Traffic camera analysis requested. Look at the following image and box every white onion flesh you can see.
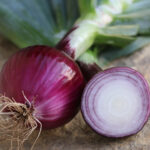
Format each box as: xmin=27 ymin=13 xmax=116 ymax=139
xmin=81 ymin=67 xmax=150 ymax=137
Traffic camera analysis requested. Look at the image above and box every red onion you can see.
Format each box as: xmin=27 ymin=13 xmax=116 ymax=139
xmin=81 ymin=67 xmax=150 ymax=138
xmin=0 ymin=45 xmax=84 ymax=129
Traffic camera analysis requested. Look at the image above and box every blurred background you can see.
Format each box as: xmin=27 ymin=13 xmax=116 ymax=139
xmin=1 ymin=0 xmax=150 ymax=149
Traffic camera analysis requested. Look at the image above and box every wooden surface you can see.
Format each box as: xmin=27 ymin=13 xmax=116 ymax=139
xmin=0 ymin=36 xmax=150 ymax=150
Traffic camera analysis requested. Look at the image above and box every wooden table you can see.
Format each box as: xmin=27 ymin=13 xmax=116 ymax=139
xmin=0 ymin=36 xmax=150 ymax=150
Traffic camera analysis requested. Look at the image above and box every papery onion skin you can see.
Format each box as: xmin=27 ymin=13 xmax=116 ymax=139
xmin=81 ymin=67 xmax=150 ymax=138
xmin=0 ymin=45 xmax=85 ymax=129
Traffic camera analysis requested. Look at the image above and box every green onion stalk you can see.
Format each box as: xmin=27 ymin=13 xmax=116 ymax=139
xmin=57 ymin=0 xmax=150 ymax=78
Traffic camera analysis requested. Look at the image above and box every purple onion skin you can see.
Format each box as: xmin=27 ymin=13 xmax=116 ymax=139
xmin=56 ymin=26 xmax=77 ymax=59
xmin=0 ymin=46 xmax=85 ymax=129
xmin=81 ymin=67 xmax=150 ymax=138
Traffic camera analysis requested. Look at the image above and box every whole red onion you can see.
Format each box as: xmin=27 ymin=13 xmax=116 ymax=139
xmin=0 ymin=45 xmax=84 ymax=129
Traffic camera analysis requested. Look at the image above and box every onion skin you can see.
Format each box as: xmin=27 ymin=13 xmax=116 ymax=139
xmin=0 ymin=45 xmax=85 ymax=129
xmin=57 ymin=26 xmax=77 ymax=59
xmin=81 ymin=67 xmax=150 ymax=138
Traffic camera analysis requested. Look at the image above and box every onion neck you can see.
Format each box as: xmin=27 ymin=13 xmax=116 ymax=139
xmin=56 ymin=0 xmax=136 ymax=60
xmin=77 ymin=49 xmax=102 ymax=81
xmin=57 ymin=0 xmax=135 ymax=80
xmin=56 ymin=12 xmax=112 ymax=59
xmin=56 ymin=13 xmax=108 ymax=80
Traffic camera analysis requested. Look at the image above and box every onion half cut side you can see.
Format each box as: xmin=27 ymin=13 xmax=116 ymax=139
xmin=81 ymin=67 xmax=150 ymax=138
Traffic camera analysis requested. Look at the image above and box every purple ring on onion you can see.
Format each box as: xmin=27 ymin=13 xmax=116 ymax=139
xmin=81 ymin=67 xmax=150 ymax=138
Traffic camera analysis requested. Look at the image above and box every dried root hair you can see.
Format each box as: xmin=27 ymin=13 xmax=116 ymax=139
xmin=0 ymin=92 xmax=42 ymax=150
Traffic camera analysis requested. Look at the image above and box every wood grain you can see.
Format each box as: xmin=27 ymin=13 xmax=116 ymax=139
xmin=0 ymin=36 xmax=150 ymax=150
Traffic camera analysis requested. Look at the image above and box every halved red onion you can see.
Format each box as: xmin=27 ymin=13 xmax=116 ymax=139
xmin=81 ymin=67 xmax=150 ymax=138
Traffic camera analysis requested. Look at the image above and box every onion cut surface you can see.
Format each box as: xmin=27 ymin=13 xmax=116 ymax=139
xmin=81 ymin=67 xmax=150 ymax=138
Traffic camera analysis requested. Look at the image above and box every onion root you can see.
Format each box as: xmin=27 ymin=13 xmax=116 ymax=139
xmin=0 ymin=92 xmax=42 ymax=150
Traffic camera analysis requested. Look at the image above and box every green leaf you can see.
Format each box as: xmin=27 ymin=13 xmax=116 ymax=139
xmin=49 ymin=0 xmax=80 ymax=31
xmin=95 ymin=33 xmax=135 ymax=47
xmin=125 ymin=0 xmax=150 ymax=13
xmin=0 ymin=0 xmax=79 ymax=48
xmin=78 ymin=0 xmax=96 ymax=17
xmin=78 ymin=48 xmax=100 ymax=65
xmin=95 ymin=25 xmax=138 ymax=47
xmin=99 ymin=25 xmax=139 ymax=36
xmin=100 ymin=37 xmax=150 ymax=62
xmin=112 ymin=1 xmax=150 ymax=35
